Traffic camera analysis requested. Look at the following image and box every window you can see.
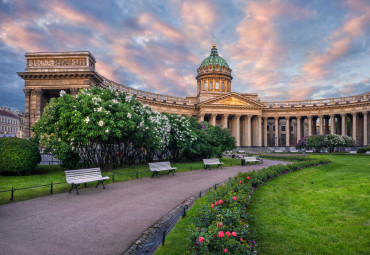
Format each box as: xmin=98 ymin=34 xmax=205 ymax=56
xmin=221 ymin=82 xmax=225 ymax=91
xmin=215 ymin=82 xmax=219 ymax=89
xmin=209 ymin=82 xmax=213 ymax=90
xmin=290 ymin=126 xmax=293 ymax=132
xmin=203 ymin=82 xmax=207 ymax=90
xmin=281 ymin=126 xmax=285 ymax=131
xmin=267 ymin=125 xmax=269 ymax=131
xmin=273 ymin=126 xmax=275 ymax=131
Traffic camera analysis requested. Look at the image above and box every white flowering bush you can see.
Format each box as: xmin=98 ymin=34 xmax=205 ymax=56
xmin=32 ymin=87 xmax=235 ymax=168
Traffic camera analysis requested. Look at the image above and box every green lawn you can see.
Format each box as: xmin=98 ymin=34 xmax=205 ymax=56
xmin=248 ymin=155 xmax=370 ymax=255
xmin=0 ymin=157 xmax=240 ymax=204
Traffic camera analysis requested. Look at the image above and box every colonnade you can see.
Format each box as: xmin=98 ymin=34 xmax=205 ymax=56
xmin=198 ymin=111 xmax=369 ymax=147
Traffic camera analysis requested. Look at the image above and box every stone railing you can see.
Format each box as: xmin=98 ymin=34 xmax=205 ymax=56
xmin=98 ymin=73 xmax=369 ymax=108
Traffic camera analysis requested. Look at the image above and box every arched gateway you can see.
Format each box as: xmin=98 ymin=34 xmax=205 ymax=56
xmin=18 ymin=46 xmax=370 ymax=147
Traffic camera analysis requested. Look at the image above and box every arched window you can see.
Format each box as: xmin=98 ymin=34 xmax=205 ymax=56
xmin=203 ymin=82 xmax=207 ymax=90
xmin=209 ymin=82 xmax=213 ymax=90
xmin=221 ymin=82 xmax=225 ymax=91
xmin=215 ymin=82 xmax=219 ymax=90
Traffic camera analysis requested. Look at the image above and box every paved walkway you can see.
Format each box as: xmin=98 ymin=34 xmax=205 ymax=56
xmin=0 ymin=160 xmax=287 ymax=255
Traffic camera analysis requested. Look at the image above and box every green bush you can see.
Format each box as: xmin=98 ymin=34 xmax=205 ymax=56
xmin=357 ymin=146 xmax=370 ymax=153
xmin=0 ymin=137 xmax=41 ymax=175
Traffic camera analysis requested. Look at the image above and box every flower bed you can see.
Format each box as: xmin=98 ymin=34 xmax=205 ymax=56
xmin=185 ymin=157 xmax=331 ymax=254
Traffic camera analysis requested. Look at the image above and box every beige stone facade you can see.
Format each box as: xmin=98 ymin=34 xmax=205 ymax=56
xmin=18 ymin=50 xmax=370 ymax=146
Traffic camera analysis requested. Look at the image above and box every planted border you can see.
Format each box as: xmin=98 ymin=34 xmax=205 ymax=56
xmin=156 ymin=157 xmax=331 ymax=254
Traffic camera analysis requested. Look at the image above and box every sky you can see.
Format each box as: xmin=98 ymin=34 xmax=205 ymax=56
xmin=0 ymin=0 xmax=369 ymax=111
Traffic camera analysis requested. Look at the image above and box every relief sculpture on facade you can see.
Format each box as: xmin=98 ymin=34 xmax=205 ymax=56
xmin=28 ymin=58 xmax=86 ymax=67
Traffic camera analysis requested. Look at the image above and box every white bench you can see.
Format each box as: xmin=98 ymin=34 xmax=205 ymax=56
xmin=149 ymin=161 xmax=176 ymax=178
xmin=274 ymin=149 xmax=285 ymax=153
xmin=365 ymin=151 xmax=370 ymax=154
xmin=203 ymin=158 xmax=224 ymax=169
xmin=289 ymin=149 xmax=299 ymax=153
xmin=237 ymin=150 xmax=245 ymax=154
xmin=244 ymin=156 xmax=263 ymax=164
xmin=65 ymin=168 xmax=109 ymax=195
xmin=349 ymin=151 xmax=357 ymax=154
xmin=306 ymin=150 xmax=314 ymax=153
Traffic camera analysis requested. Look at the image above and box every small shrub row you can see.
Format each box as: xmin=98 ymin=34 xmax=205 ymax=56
xmin=357 ymin=146 xmax=370 ymax=153
xmin=186 ymin=157 xmax=331 ymax=254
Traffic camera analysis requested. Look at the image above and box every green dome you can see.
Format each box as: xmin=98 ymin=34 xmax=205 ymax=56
xmin=199 ymin=44 xmax=229 ymax=69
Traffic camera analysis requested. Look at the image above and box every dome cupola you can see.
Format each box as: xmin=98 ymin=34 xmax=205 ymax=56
xmin=196 ymin=44 xmax=232 ymax=95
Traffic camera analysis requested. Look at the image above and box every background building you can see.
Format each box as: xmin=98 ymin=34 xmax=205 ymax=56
xmin=18 ymin=47 xmax=370 ymax=146
xmin=0 ymin=107 xmax=24 ymax=138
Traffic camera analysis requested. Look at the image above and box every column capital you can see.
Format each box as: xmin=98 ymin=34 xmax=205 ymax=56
xmin=234 ymin=114 xmax=241 ymax=118
xmin=351 ymin=112 xmax=357 ymax=116
xmin=23 ymin=88 xmax=31 ymax=95
xmin=340 ymin=113 xmax=346 ymax=117
xmin=35 ymin=89 xmax=43 ymax=96
xmin=362 ymin=111 xmax=368 ymax=115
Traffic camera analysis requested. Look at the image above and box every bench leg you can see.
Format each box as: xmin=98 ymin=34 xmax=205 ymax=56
xmin=69 ymin=184 xmax=80 ymax=195
xmin=95 ymin=180 xmax=106 ymax=189
xmin=152 ymin=171 xmax=160 ymax=178
xmin=168 ymin=170 xmax=175 ymax=175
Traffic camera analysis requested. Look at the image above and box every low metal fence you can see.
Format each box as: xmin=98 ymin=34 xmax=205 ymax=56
xmin=39 ymin=154 xmax=62 ymax=165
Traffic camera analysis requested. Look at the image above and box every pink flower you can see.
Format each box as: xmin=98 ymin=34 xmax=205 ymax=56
xmin=218 ymin=231 xmax=224 ymax=238
xmin=247 ymin=176 xmax=250 ymax=180
xmin=217 ymin=222 xmax=223 ymax=227
xmin=219 ymin=199 xmax=223 ymax=204
xmin=233 ymin=196 xmax=237 ymax=200
xmin=232 ymin=232 xmax=237 ymax=236
xmin=226 ymin=231 xmax=231 ymax=236
xmin=199 ymin=237 xmax=204 ymax=243
xmin=240 ymin=238 xmax=243 ymax=242
xmin=211 ymin=204 xmax=214 ymax=208
xmin=224 ymin=248 xmax=228 ymax=252
xmin=239 ymin=180 xmax=241 ymax=184
xmin=215 ymin=202 xmax=218 ymax=205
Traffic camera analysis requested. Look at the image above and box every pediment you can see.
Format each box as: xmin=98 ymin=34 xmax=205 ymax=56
xmin=200 ymin=92 xmax=265 ymax=108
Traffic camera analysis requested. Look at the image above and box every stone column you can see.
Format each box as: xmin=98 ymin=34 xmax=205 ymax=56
xmin=297 ymin=116 xmax=302 ymax=143
xmin=274 ymin=117 xmax=279 ymax=146
xmin=234 ymin=115 xmax=241 ymax=146
xmin=23 ymin=89 xmax=31 ymax=139
xmin=263 ymin=117 xmax=268 ymax=147
xmin=341 ymin=114 xmax=346 ymax=136
xmin=352 ymin=113 xmax=357 ymax=143
xmin=286 ymin=117 xmax=290 ymax=147
xmin=308 ymin=116 xmax=312 ymax=136
xmin=319 ymin=115 xmax=324 ymax=135
xmin=35 ymin=89 xmax=43 ymax=123
xmin=198 ymin=114 xmax=204 ymax=123
xmin=330 ymin=115 xmax=335 ymax=134
xmin=222 ymin=114 xmax=228 ymax=129
xmin=247 ymin=115 xmax=252 ymax=146
xmin=210 ymin=114 xmax=217 ymax=126
xmin=363 ymin=112 xmax=368 ymax=146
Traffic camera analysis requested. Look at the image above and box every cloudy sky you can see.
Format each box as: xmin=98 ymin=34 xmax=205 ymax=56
xmin=1 ymin=0 xmax=369 ymax=111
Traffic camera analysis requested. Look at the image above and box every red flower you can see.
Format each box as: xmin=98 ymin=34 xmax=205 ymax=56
xmin=232 ymin=231 xmax=237 ymax=236
xmin=224 ymin=248 xmax=228 ymax=252
xmin=219 ymin=199 xmax=223 ymax=204
xmin=211 ymin=204 xmax=214 ymax=208
xmin=226 ymin=231 xmax=231 ymax=236
xmin=215 ymin=202 xmax=218 ymax=205
xmin=218 ymin=231 xmax=224 ymax=238
xmin=247 ymin=176 xmax=250 ymax=180
xmin=217 ymin=222 xmax=223 ymax=227
xmin=239 ymin=180 xmax=242 ymax=184
xmin=240 ymin=238 xmax=243 ymax=242
xmin=199 ymin=237 xmax=204 ymax=243
xmin=233 ymin=196 xmax=237 ymax=200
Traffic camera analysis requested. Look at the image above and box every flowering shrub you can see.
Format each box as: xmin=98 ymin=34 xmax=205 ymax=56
xmin=32 ymin=87 xmax=235 ymax=168
xmin=296 ymin=134 xmax=354 ymax=152
xmin=186 ymin=157 xmax=331 ymax=254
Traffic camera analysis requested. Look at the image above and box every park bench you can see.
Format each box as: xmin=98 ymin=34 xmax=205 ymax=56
xmin=65 ymin=168 xmax=109 ymax=195
xmin=274 ymin=149 xmax=284 ymax=153
xmin=305 ymin=150 xmax=314 ymax=153
xmin=237 ymin=150 xmax=245 ymax=154
xmin=149 ymin=161 xmax=176 ymax=178
xmin=289 ymin=148 xmax=299 ymax=153
xmin=349 ymin=151 xmax=357 ymax=154
xmin=244 ymin=156 xmax=263 ymax=164
xmin=365 ymin=151 xmax=370 ymax=154
xmin=203 ymin=158 xmax=224 ymax=169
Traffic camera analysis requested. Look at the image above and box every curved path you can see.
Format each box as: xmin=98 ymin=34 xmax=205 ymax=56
xmin=0 ymin=159 xmax=287 ymax=255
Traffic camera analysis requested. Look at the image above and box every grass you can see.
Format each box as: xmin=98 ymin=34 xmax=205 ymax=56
xmin=248 ymin=155 xmax=370 ymax=255
xmin=0 ymin=157 xmax=241 ymax=205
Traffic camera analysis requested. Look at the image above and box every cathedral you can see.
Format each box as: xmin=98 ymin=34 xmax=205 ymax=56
xmin=18 ymin=45 xmax=370 ymax=147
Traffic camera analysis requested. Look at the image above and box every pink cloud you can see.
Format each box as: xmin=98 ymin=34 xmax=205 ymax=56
xmin=302 ymin=0 xmax=370 ymax=78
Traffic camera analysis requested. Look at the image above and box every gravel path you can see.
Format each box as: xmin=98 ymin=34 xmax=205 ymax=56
xmin=0 ymin=159 xmax=288 ymax=255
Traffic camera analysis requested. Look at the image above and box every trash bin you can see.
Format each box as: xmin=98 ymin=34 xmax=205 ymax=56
xmin=241 ymin=159 xmax=245 ymax=166
xmin=232 ymin=154 xmax=235 ymax=158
